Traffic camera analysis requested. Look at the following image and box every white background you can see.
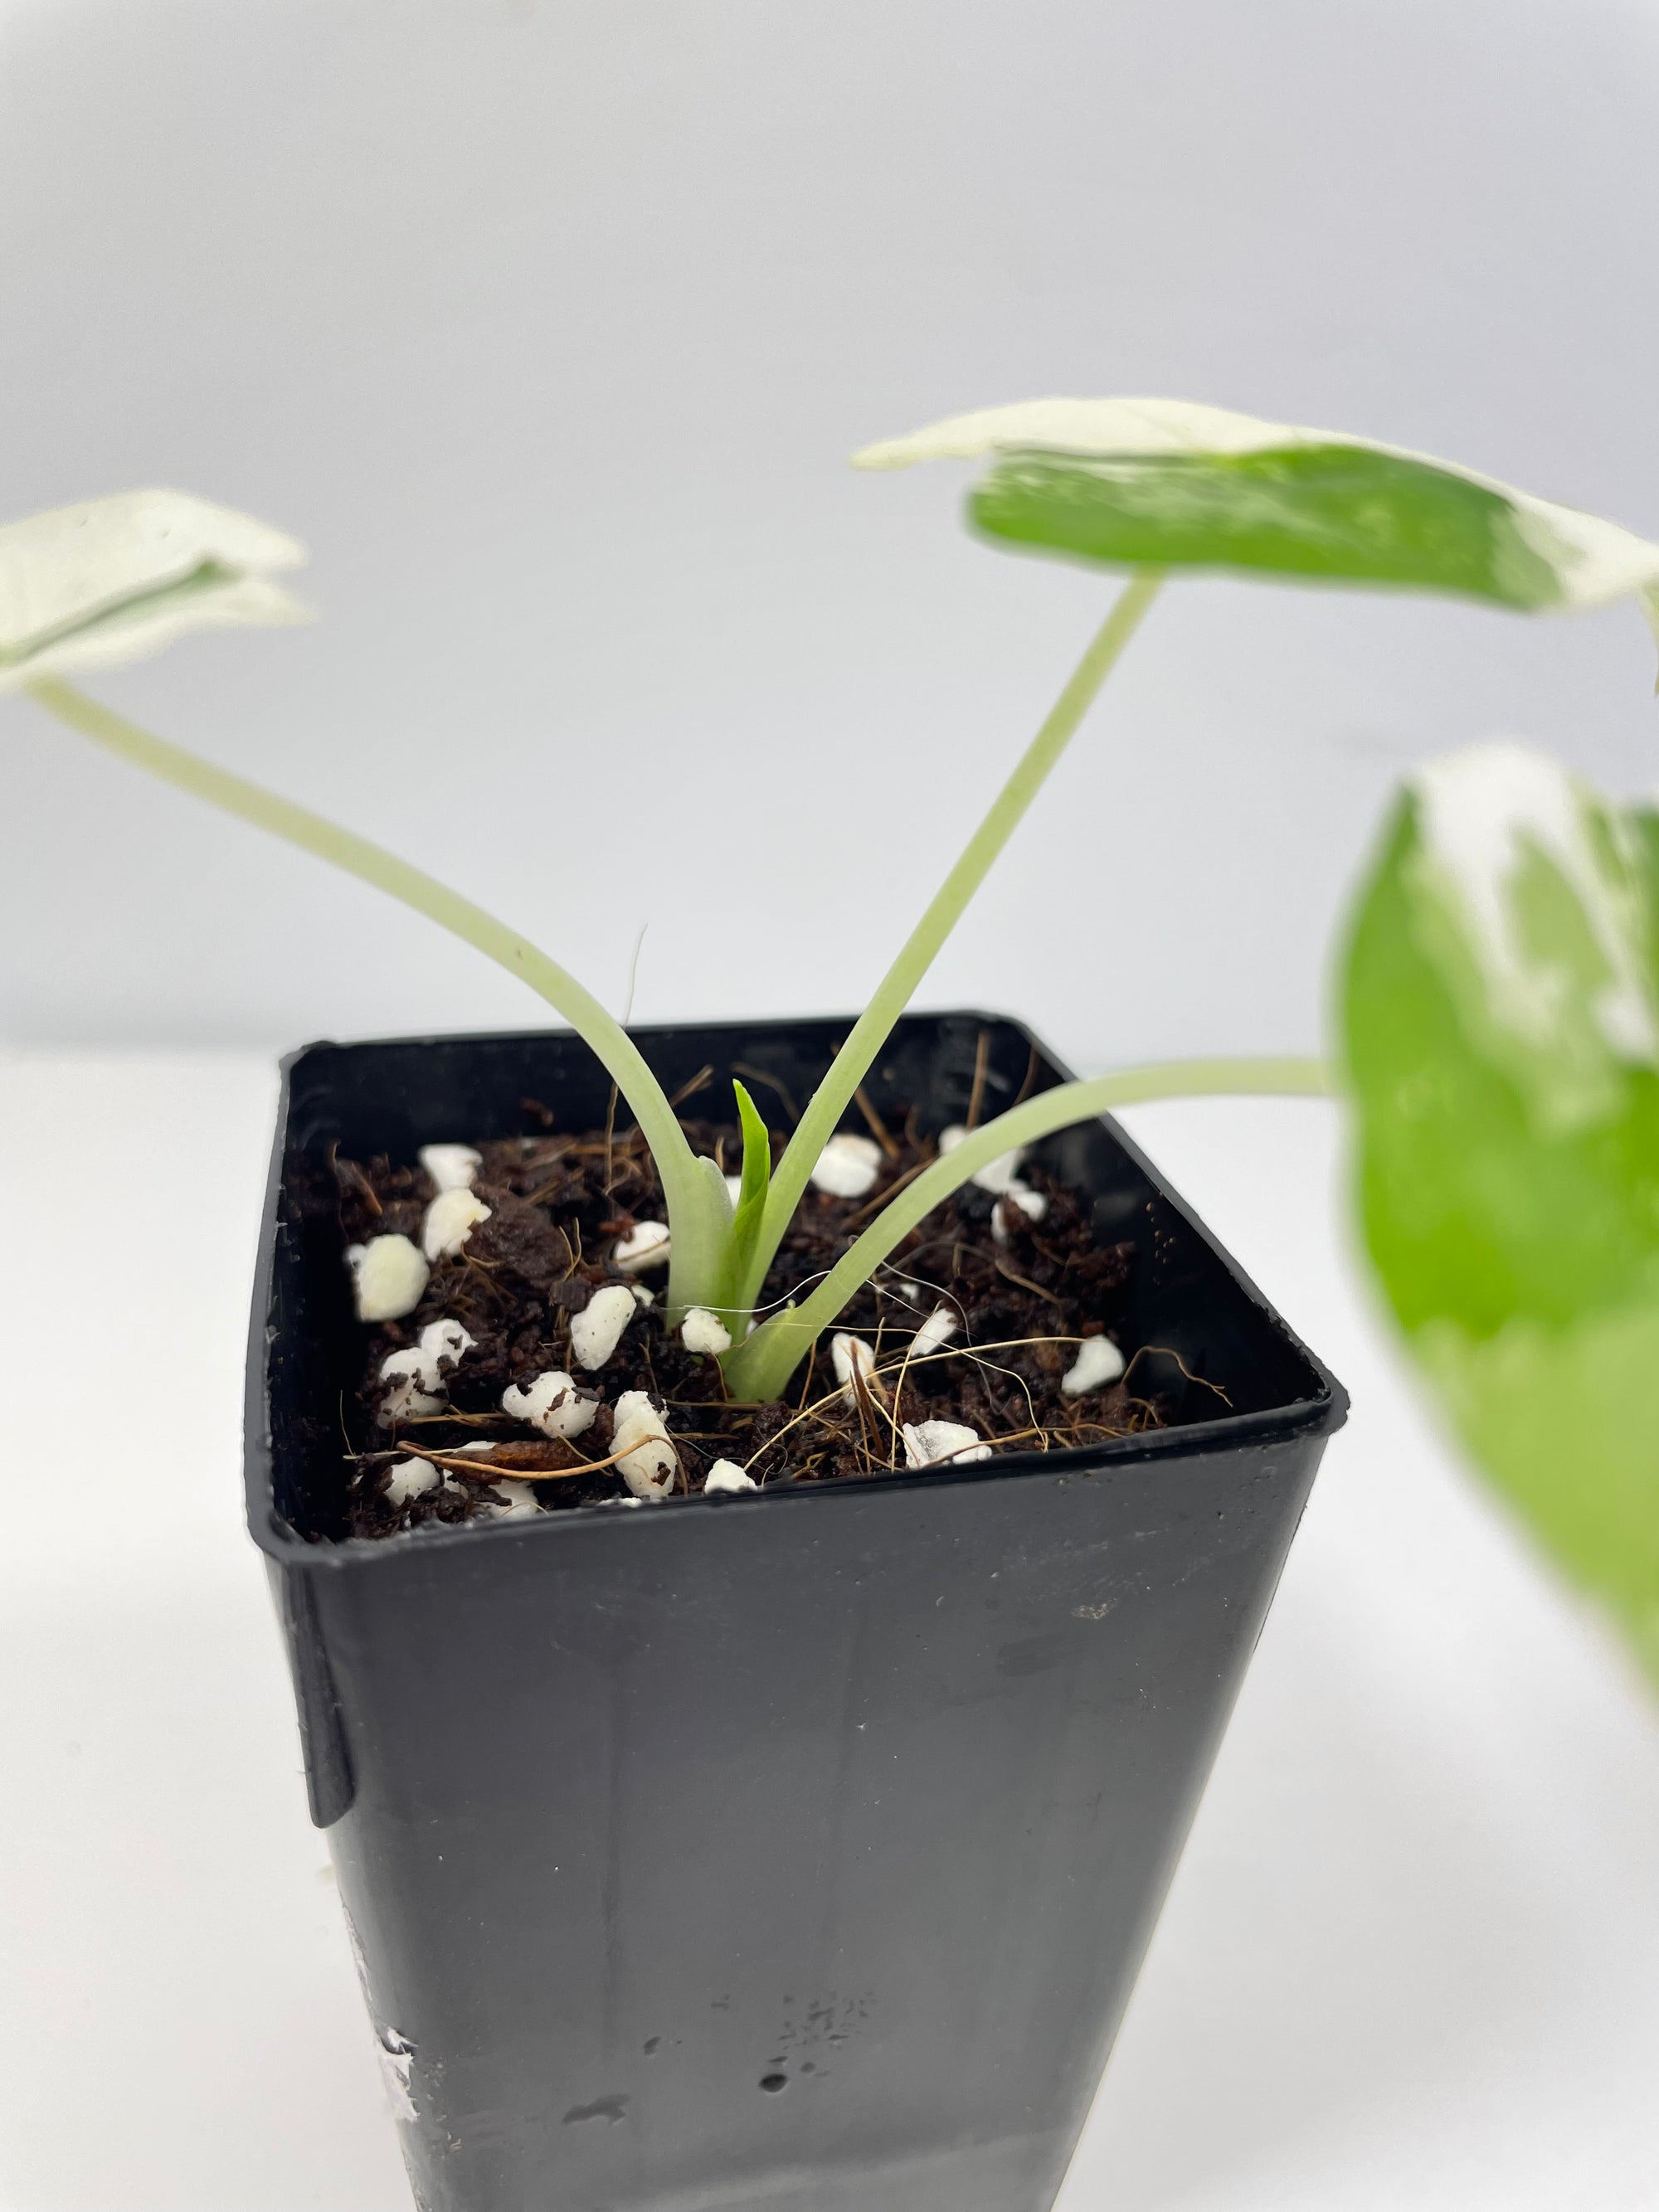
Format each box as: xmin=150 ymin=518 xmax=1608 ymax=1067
xmin=2 ymin=0 xmax=1659 ymax=1061
xmin=2 ymin=6 xmax=1658 ymax=2208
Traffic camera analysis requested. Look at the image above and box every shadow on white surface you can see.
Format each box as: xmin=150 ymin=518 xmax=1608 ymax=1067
xmin=1 ymin=1066 xmax=1655 ymax=2210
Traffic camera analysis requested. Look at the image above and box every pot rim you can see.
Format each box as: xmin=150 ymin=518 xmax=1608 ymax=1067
xmin=246 ymin=1010 xmax=1348 ymax=1569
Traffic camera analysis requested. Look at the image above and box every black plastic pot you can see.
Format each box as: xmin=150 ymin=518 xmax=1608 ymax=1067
xmin=248 ymin=1012 xmax=1345 ymax=2212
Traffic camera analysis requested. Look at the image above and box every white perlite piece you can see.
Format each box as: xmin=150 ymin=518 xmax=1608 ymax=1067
xmin=680 ymin=1307 xmax=733 ymax=1356
xmin=632 ymin=1285 xmax=655 ymax=1307
xmin=383 ymin=1459 xmax=440 ymax=1507
xmin=380 ymin=1371 xmax=435 ymax=1431
xmin=418 ymin=1144 xmax=482 ymax=1192
xmin=484 ymin=1476 xmax=542 ymax=1519
xmin=610 ymin=1390 xmax=678 ymax=1500
xmin=569 ymin=1285 xmax=637 ymax=1369
xmin=347 ymin=1234 xmax=430 ymax=1322
xmin=911 ymin=1305 xmax=959 ymax=1359
xmin=1062 ymin=1336 xmax=1126 ymax=1396
xmin=990 ymin=1188 xmax=1048 ymax=1245
xmin=810 ymin=1132 xmax=883 ymax=1198
xmin=831 ymin=1332 xmax=878 ymax=1405
xmin=377 ymin=1317 xmax=476 ymax=1425
xmin=421 ymin=1316 xmax=474 ymax=1371
xmin=611 ymin=1220 xmax=671 ymax=1272
xmin=902 ymin=1419 xmax=991 ymax=1469
xmin=500 ymin=1370 xmax=598 ymax=1440
xmin=941 ymin=1125 xmax=1048 ymax=1228
xmin=376 ymin=2028 xmax=419 ymax=2123
xmin=704 ymin=1459 xmax=758 ymax=1494
xmin=422 ymin=1187 xmax=492 ymax=1262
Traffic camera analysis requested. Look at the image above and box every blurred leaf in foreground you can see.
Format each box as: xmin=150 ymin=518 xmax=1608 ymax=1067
xmin=1341 ymin=741 xmax=1659 ymax=1681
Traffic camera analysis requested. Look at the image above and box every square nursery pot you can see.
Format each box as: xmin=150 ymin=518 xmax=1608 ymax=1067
xmin=248 ymin=1012 xmax=1346 ymax=2212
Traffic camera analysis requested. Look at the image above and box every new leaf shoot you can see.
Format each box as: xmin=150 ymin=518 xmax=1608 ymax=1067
xmin=718 ymin=1079 xmax=773 ymax=1327
xmin=722 ymin=1057 xmax=1331 ymax=1403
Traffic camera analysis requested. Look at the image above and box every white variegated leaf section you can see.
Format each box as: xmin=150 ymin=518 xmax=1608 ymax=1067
xmin=853 ymin=397 xmax=1659 ymax=613
xmin=1409 ymin=741 xmax=1657 ymax=1126
xmin=0 ymin=489 xmax=309 ymax=690
xmin=853 ymin=397 xmax=1301 ymax=467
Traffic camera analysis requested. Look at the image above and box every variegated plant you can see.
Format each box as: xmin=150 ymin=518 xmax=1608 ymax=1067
xmin=8 ymin=400 xmax=1658 ymax=1650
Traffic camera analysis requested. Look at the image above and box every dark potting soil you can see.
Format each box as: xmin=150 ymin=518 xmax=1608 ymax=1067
xmin=333 ymin=1100 xmax=1222 ymax=1538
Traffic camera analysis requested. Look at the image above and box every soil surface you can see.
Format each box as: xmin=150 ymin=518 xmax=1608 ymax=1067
xmin=333 ymin=1097 xmax=1199 ymax=1537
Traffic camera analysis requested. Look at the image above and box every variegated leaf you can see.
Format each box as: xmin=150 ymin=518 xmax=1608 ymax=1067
xmin=0 ymin=489 xmax=309 ymax=690
xmin=856 ymin=397 xmax=1659 ymax=617
xmin=1340 ymin=742 xmax=1659 ymax=1681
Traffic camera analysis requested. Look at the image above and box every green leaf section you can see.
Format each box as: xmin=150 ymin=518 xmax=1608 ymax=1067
xmin=1340 ymin=754 xmax=1659 ymax=1682
xmin=1413 ymin=1307 xmax=1659 ymax=1682
xmin=718 ymin=1078 xmax=773 ymax=1325
xmin=972 ymin=445 xmax=1564 ymax=608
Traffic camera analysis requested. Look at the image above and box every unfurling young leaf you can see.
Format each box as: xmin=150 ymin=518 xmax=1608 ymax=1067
xmin=718 ymin=1079 xmax=774 ymax=1325
xmin=1340 ymin=743 xmax=1659 ymax=1682
xmin=857 ymin=397 xmax=1659 ymax=620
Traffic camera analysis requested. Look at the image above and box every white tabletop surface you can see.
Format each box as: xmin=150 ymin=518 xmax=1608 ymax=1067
xmin=2 ymin=1050 xmax=1656 ymax=2212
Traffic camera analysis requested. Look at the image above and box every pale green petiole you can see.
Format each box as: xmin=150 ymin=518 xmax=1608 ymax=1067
xmin=719 ymin=1055 xmax=1331 ymax=1403
xmin=24 ymin=674 xmax=731 ymax=1317
xmin=27 ymin=564 xmax=1165 ymax=1344
xmin=739 ymin=570 xmax=1164 ymax=1317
